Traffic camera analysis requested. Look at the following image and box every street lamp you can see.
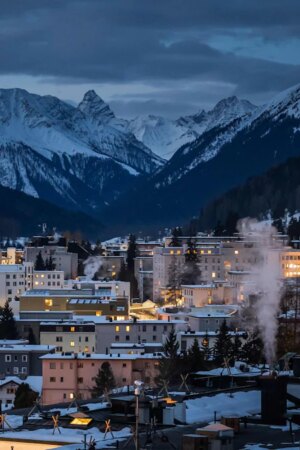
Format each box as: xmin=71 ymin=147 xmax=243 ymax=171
xmin=134 ymin=380 xmax=144 ymax=450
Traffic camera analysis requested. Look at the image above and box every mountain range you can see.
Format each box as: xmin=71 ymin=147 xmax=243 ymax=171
xmin=0 ymin=84 xmax=299 ymax=236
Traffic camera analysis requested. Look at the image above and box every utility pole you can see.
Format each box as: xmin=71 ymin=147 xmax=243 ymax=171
xmin=134 ymin=380 xmax=144 ymax=450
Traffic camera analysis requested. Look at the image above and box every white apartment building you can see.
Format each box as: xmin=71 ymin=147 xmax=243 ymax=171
xmin=0 ymin=263 xmax=33 ymax=313
xmin=32 ymin=271 xmax=64 ymax=289
xmin=153 ymin=247 xmax=185 ymax=301
xmin=40 ymin=320 xmax=96 ymax=353
xmin=182 ymin=282 xmax=233 ymax=307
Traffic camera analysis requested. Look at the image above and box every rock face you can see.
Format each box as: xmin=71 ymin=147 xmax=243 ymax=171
xmin=103 ymin=84 xmax=300 ymax=232
xmin=0 ymin=88 xmax=163 ymax=212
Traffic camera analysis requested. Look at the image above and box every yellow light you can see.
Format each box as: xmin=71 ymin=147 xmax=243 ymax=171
xmin=70 ymin=341 xmax=75 ymax=347
xmin=234 ymin=250 xmax=239 ymax=255
xmin=70 ymin=417 xmax=93 ymax=426
xmin=115 ymin=325 xmax=120 ymax=332
xmin=126 ymin=325 xmax=130 ymax=332
xmin=70 ymin=326 xmax=75 ymax=332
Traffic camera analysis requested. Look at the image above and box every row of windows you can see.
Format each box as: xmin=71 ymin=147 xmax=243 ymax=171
xmin=4 ymin=354 xmax=28 ymax=362
xmin=115 ymin=335 xmax=157 ymax=342
xmin=6 ymin=274 xmax=23 ymax=279
xmin=4 ymin=366 xmax=27 ymax=374
xmin=282 ymin=255 xmax=300 ymax=260
xmin=56 ymin=336 xmax=89 ymax=342
xmin=115 ymin=325 xmax=166 ymax=332
xmin=35 ymin=274 xmax=61 ymax=279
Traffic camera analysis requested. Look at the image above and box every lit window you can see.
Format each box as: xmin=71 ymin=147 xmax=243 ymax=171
xmin=115 ymin=325 xmax=120 ymax=332
xmin=126 ymin=325 xmax=130 ymax=332
xmin=177 ymin=250 xmax=181 ymax=255
xmin=112 ymin=272 xmax=116 ymax=277
xmin=41 ymin=274 xmax=44 ymax=278
xmin=208 ymin=250 xmax=211 ymax=254
xmin=70 ymin=393 xmax=74 ymax=399
xmin=34 ymin=281 xmax=39 ymax=286
xmin=170 ymin=250 xmax=174 ymax=255
xmin=96 ymin=311 xmax=102 ymax=316
xmin=70 ymin=326 xmax=75 ymax=332
xmin=212 ymin=272 xmax=216 ymax=278
xmin=234 ymin=250 xmax=239 ymax=255
xmin=70 ymin=341 xmax=75 ymax=347
xmin=45 ymin=299 xmax=53 ymax=307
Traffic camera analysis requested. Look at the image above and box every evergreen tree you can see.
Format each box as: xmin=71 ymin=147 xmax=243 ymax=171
xmin=34 ymin=251 xmax=46 ymax=270
xmin=169 ymin=227 xmax=183 ymax=247
xmin=92 ymin=362 xmax=116 ymax=397
xmin=27 ymin=327 xmax=36 ymax=345
xmin=158 ymin=328 xmax=181 ymax=385
xmin=213 ymin=320 xmax=233 ymax=365
xmin=187 ymin=338 xmax=205 ymax=372
xmin=14 ymin=383 xmax=38 ymax=409
xmin=167 ymin=255 xmax=182 ymax=304
xmin=0 ymin=300 xmax=18 ymax=339
xmin=127 ymin=234 xmax=137 ymax=272
xmin=231 ymin=333 xmax=243 ymax=361
xmin=182 ymin=239 xmax=201 ymax=284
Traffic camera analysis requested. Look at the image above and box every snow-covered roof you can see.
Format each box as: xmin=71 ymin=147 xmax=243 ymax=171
xmin=41 ymin=352 xmax=162 ymax=360
xmin=0 ymin=375 xmax=42 ymax=393
xmin=0 ymin=344 xmax=55 ymax=352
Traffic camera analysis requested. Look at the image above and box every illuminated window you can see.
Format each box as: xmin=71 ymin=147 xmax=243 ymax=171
xmin=41 ymin=274 xmax=45 ymax=278
xmin=200 ymin=250 xmax=204 ymax=254
xmin=70 ymin=393 xmax=74 ymax=399
xmin=170 ymin=250 xmax=174 ymax=255
xmin=177 ymin=250 xmax=181 ymax=255
xmin=212 ymin=272 xmax=216 ymax=278
xmin=208 ymin=250 xmax=212 ymax=254
xmin=96 ymin=311 xmax=102 ymax=317
xmin=115 ymin=325 xmax=120 ymax=332
xmin=70 ymin=326 xmax=75 ymax=332
xmin=45 ymin=299 xmax=53 ymax=307
xmin=35 ymin=281 xmax=39 ymax=286
xmin=70 ymin=341 xmax=75 ymax=347
xmin=112 ymin=272 xmax=116 ymax=277
xmin=126 ymin=325 xmax=130 ymax=332
xmin=234 ymin=250 xmax=239 ymax=255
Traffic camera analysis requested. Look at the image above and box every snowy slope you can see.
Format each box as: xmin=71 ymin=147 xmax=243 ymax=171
xmin=128 ymin=96 xmax=257 ymax=159
xmin=0 ymin=88 xmax=163 ymax=211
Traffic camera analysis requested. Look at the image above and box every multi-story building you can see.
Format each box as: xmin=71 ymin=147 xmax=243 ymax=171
xmin=40 ymin=320 xmax=96 ymax=353
xmin=0 ymin=263 xmax=33 ymax=313
xmin=93 ymin=318 xmax=186 ymax=353
xmin=41 ymin=352 xmax=161 ymax=404
xmin=0 ymin=344 xmax=55 ymax=376
xmin=24 ymin=245 xmax=78 ymax=278
xmin=153 ymin=247 xmax=185 ymax=301
xmin=32 ymin=270 xmax=64 ymax=289
xmin=181 ymin=282 xmax=233 ymax=307
xmin=19 ymin=289 xmax=129 ymax=319
xmin=134 ymin=256 xmax=153 ymax=300
xmin=0 ymin=247 xmax=23 ymax=265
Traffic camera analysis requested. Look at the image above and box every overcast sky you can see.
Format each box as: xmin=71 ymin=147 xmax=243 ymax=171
xmin=1 ymin=0 xmax=300 ymax=118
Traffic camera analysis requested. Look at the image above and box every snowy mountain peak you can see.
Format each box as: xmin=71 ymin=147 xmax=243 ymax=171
xmin=261 ymin=83 xmax=300 ymax=120
xmin=78 ymin=90 xmax=115 ymax=122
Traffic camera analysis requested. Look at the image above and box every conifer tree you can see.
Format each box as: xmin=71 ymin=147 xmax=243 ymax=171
xmin=92 ymin=362 xmax=116 ymax=397
xmin=158 ymin=328 xmax=181 ymax=385
xmin=27 ymin=327 xmax=36 ymax=345
xmin=241 ymin=330 xmax=264 ymax=364
xmin=213 ymin=320 xmax=233 ymax=365
xmin=182 ymin=239 xmax=201 ymax=284
xmin=0 ymin=300 xmax=18 ymax=339
xmin=34 ymin=251 xmax=46 ymax=270
xmin=187 ymin=338 xmax=205 ymax=372
xmin=169 ymin=227 xmax=183 ymax=247
xmin=14 ymin=383 xmax=38 ymax=409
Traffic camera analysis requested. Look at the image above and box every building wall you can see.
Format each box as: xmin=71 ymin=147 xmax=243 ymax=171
xmin=40 ymin=324 xmax=96 ymax=353
xmin=42 ymin=355 xmax=160 ymax=404
xmin=153 ymin=247 xmax=185 ymax=301
xmin=24 ymin=246 xmax=78 ymax=279
xmin=32 ymin=271 xmax=64 ymax=289
xmin=0 ymin=381 xmax=19 ymax=408
xmin=95 ymin=320 xmax=186 ymax=353
xmin=0 ymin=263 xmax=33 ymax=313
xmin=0 ymin=347 xmax=54 ymax=376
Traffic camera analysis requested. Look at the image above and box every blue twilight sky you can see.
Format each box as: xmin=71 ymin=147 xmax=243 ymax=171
xmin=0 ymin=0 xmax=299 ymax=118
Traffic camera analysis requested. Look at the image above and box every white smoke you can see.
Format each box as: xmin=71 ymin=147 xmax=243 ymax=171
xmin=83 ymin=256 xmax=103 ymax=281
xmin=238 ymin=218 xmax=283 ymax=365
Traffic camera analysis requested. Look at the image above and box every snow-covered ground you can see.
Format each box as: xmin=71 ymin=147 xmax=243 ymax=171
xmin=2 ymin=426 xmax=131 ymax=445
xmin=186 ymin=390 xmax=261 ymax=424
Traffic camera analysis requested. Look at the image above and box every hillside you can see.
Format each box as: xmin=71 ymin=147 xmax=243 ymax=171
xmin=102 ymin=84 xmax=300 ymax=233
xmin=193 ymin=156 xmax=300 ymax=231
xmin=0 ymin=185 xmax=104 ymax=239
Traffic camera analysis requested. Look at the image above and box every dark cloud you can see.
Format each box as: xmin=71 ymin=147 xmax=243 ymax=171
xmin=0 ymin=0 xmax=299 ymax=116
